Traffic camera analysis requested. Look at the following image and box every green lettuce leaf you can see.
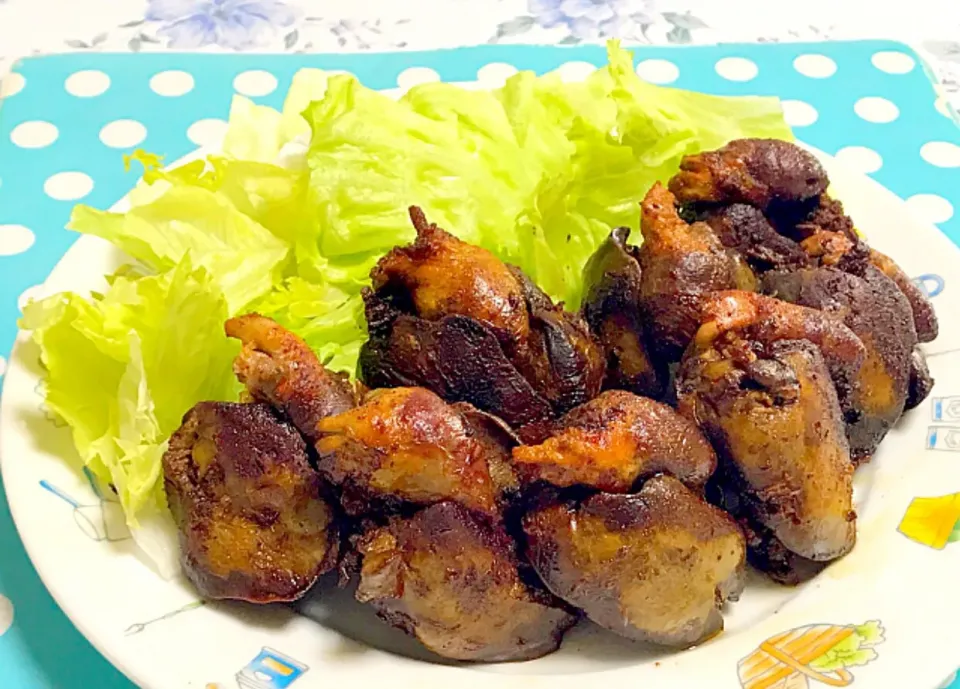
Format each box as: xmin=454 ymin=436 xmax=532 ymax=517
xmin=221 ymin=68 xmax=329 ymax=164
xmin=68 ymin=184 xmax=290 ymax=313
xmin=301 ymin=40 xmax=793 ymax=309
xmin=21 ymin=260 xmax=240 ymax=573
xmin=249 ymin=277 xmax=366 ymax=375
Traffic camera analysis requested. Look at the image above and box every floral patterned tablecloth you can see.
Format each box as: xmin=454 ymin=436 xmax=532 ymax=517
xmin=1 ymin=1 xmax=960 ymax=688
xmin=0 ymin=0 xmax=956 ymax=106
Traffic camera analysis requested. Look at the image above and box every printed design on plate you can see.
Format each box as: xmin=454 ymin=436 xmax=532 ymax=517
xmin=206 ymin=647 xmax=309 ymax=689
xmin=913 ymin=273 xmax=945 ymax=299
xmin=737 ymin=621 xmax=884 ymax=688
xmin=124 ymin=600 xmax=206 ymax=636
xmin=39 ymin=466 xmax=131 ymax=543
xmin=898 ymin=493 xmax=960 ymax=550
xmin=928 ymin=395 xmax=960 ymax=453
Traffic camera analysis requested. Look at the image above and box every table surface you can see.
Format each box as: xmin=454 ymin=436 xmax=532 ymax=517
xmin=1 ymin=2 xmax=960 ymax=688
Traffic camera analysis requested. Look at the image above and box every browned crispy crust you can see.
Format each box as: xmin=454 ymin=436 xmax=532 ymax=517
xmin=770 ymin=193 xmax=938 ymax=344
xmin=370 ymin=206 xmax=530 ymax=354
xmin=356 ymin=502 xmax=577 ymax=662
xmin=639 ymin=183 xmax=757 ymax=361
xmin=512 ymin=390 xmax=717 ymax=493
xmin=694 ymin=291 xmax=866 ymax=407
xmin=315 ymin=387 xmax=511 ymax=517
xmin=522 ymin=475 xmax=745 ymax=647
xmin=507 ymin=265 xmax=605 ymax=415
xmin=763 ymin=265 xmax=917 ymax=463
xmin=669 ymin=138 xmax=828 ymax=210
xmin=907 ymin=347 xmax=935 ymax=410
xmin=700 ymin=203 xmax=810 ymax=273
xmin=163 ymin=402 xmax=338 ymax=603
xmin=581 ymin=226 xmax=665 ymax=399
xmin=359 ymin=206 xmax=602 ymax=427
xmin=225 ymin=314 xmax=359 ymax=443
xmin=679 ymin=331 xmax=856 ymax=565
xmin=358 ymin=305 xmax=555 ymax=430
xmin=869 ymin=248 xmax=939 ymax=343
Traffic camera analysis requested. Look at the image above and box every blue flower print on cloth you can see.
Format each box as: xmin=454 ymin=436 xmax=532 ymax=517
xmin=145 ymin=0 xmax=298 ymax=50
xmin=529 ymin=0 xmax=652 ymax=35
xmin=527 ymin=0 xmax=659 ymax=41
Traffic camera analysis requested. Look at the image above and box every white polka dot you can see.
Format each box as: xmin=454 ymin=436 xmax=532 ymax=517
xmin=187 ymin=118 xmax=228 ymax=147
xmin=233 ymin=70 xmax=278 ymax=97
xmin=150 ymin=70 xmax=195 ymax=97
xmin=781 ymin=100 xmax=818 ymax=127
xmin=871 ymin=51 xmax=916 ymax=74
xmin=44 ymin=171 xmax=94 ymax=201
xmin=793 ymin=54 xmax=837 ymax=79
xmin=854 ymin=97 xmax=899 ymax=123
xmin=635 ymin=59 xmax=680 ymax=84
xmin=835 ymin=146 xmax=883 ymax=174
xmin=1 ymin=72 xmax=25 ymax=98
xmin=920 ymin=141 xmax=960 ymax=168
xmin=99 ymin=119 xmax=147 ymax=149
xmin=0 ymin=594 xmax=12 ymax=636
xmin=396 ymin=67 xmax=441 ymax=90
xmin=64 ymin=70 xmax=110 ymax=97
xmin=10 ymin=121 xmax=58 ymax=148
xmin=0 ymin=224 xmax=35 ymax=256
xmin=477 ymin=62 xmax=519 ymax=87
xmin=18 ymin=284 xmax=47 ymax=311
xmin=906 ymin=193 xmax=954 ymax=224
xmin=715 ymin=57 xmax=758 ymax=81
xmin=555 ymin=61 xmax=597 ymax=83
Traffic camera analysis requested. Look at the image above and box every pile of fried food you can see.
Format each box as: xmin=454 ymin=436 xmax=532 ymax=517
xmin=162 ymin=139 xmax=937 ymax=662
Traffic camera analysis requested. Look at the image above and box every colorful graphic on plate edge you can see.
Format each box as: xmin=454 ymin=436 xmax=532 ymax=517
xmin=124 ymin=600 xmax=206 ymax=636
xmin=204 ymin=647 xmax=309 ymax=689
xmin=899 ymin=493 xmax=960 ymax=549
xmin=737 ymin=621 xmax=884 ymax=688
xmin=38 ymin=466 xmax=131 ymax=543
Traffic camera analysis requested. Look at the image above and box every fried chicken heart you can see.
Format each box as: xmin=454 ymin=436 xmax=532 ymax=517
xmin=315 ymin=387 xmax=516 ymax=518
xmin=359 ymin=206 xmax=603 ymax=429
xmin=638 ymin=183 xmax=757 ymax=362
xmin=512 ymin=390 xmax=717 ymax=493
xmin=226 ymin=313 xmax=359 ymax=443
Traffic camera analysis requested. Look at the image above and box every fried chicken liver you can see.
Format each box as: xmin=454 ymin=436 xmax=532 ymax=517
xmin=677 ymin=292 xmax=858 ymax=579
xmin=523 ymin=475 xmax=745 ymax=647
xmin=356 ymin=501 xmax=576 ymax=662
xmin=163 ymin=402 xmax=338 ymax=603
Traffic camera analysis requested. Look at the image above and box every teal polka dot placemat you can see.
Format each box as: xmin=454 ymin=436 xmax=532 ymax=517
xmin=1 ymin=39 xmax=960 ymax=689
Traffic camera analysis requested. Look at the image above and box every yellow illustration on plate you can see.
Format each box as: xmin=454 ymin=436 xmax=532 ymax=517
xmin=898 ymin=493 xmax=960 ymax=550
xmin=737 ymin=621 xmax=885 ymax=689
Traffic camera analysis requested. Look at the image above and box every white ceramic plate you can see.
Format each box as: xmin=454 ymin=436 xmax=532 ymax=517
xmin=4 ymin=137 xmax=960 ymax=689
